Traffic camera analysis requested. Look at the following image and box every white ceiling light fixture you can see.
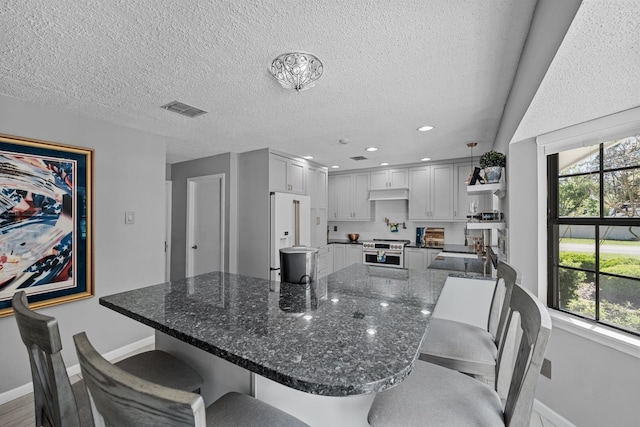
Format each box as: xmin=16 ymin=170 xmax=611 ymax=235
xmin=417 ymin=125 xmax=434 ymax=132
xmin=380 ymin=162 xmax=389 ymax=166
xmin=303 ymin=155 xmax=314 ymax=159
xmin=366 ymin=147 xmax=378 ymax=152
xmin=420 ymin=157 xmax=431 ymax=161
xmin=270 ymin=52 xmax=323 ymax=92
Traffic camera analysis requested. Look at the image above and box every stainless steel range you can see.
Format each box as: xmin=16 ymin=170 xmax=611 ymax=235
xmin=362 ymin=239 xmax=410 ymax=268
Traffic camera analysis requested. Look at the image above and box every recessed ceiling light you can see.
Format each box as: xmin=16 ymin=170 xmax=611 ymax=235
xmin=366 ymin=147 xmax=378 ymax=152
xmin=380 ymin=162 xmax=389 ymax=166
xmin=417 ymin=125 xmax=434 ymax=132
xmin=331 ymin=165 xmax=340 ymax=169
xmin=303 ymin=155 xmax=313 ymax=160
xmin=420 ymin=157 xmax=431 ymax=161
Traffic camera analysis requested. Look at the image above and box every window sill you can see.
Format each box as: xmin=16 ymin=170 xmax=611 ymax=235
xmin=550 ymin=309 xmax=640 ymax=359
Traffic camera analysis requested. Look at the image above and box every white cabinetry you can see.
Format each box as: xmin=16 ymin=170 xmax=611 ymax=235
xmin=331 ymin=244 xmax=362 ymax=271
xmin=318 ymin=245 xmax=332 ymax=279
xmin=347 ymin=244 xmax=362 ymax=267
xmin=270 ymin=154 xmax=305 ymax=194
xmin=454 ymin=163 xmax=491 ymax=221
xmin=307 ymin=166 xmax=328 ymax=247
xmin=408 ymin=164 xmax=454 ymax=220
xmin=328 ymin=172 xmax=371 ymax=221
xmin=332 ymin=244 xmax=346 ymax=271
xmin=405 ymin=248 xmax=441 ymax=270
xmin=370 ymin=168 xmax=408 ymax=190
xmin=307 ymin=166 xmax=328 ymax=208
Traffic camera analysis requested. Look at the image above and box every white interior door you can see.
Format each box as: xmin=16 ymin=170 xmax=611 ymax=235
xmin=186 ymin=174 xmax=225 ymax=277
xmin=165 ymin=181 xmax=172 ymax=282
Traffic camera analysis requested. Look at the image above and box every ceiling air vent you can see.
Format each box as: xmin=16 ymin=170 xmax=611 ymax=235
xmin=350 ymin=156 xmax=368 ymax=161
xmin=160 ymin=101 xmax=207 ymax=118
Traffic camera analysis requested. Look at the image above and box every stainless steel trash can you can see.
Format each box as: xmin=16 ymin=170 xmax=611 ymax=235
xmin=279 ymin=246 xmax=319 ymax=313
xmin=279 ymin=246 xmax=319 ymax=285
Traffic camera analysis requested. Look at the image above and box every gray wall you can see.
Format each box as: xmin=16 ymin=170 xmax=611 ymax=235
xmin=169 ymin=153 xmax=237 ymax=280
xmin=0 ymin=94 xmax=166 ymax=394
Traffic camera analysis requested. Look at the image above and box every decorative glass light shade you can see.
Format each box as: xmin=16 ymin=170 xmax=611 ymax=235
xmin=270 ymin=52 xmax=323 ymax=92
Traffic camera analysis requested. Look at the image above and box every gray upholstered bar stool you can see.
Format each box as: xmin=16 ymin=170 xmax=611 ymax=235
xmin=418 ymin=261 xmax=520 ymax=383
xmin=73 ymin=331 xmax=309 ymax=427
xmin=12 ymin=291 xmax=204 ymax=427
xmin=368 ymin=283 xmax=552 ymax=426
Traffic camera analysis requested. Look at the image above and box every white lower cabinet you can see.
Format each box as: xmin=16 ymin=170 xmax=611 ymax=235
xmin=318 ymin=245 xmax=331 ymax=279
xmin=347 ymin=245 xmax=362 ymax=266
xmin=331 ymin=244 xmax=362 ymax=271
xmin=405 ymin=248 xmax=441 ymax=270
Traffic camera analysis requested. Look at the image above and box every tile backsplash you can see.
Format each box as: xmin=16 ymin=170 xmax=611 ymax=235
xmin=328 ymin=200 xmax=468 ymax=245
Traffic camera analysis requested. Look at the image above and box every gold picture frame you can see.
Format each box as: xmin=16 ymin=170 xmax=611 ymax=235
xmin=0 ymin=134 xmax=94 ymax=316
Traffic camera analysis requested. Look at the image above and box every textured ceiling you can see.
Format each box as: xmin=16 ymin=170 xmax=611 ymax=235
xmin=1 ymin=0 xmax=538 ymax=168
xmin=513 ymin=0 xmax=640 ymax=142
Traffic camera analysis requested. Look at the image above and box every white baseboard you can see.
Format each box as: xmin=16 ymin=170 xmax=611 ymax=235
xmin=0 ymin=335 xmax=154 ymax=405
xmin=534 ymin=399 xmax=576 ymax=427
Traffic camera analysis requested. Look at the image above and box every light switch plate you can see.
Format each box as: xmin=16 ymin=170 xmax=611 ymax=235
xmin=125 ymin=211 xmax=135 ymax=224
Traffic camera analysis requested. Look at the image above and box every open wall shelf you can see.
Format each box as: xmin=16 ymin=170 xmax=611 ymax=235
xmin=466 ymin=182 xmax=506 ymax=199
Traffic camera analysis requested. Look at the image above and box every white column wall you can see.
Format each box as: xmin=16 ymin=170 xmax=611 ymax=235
xmin=509 ymin=137 xmax=640 ymax=427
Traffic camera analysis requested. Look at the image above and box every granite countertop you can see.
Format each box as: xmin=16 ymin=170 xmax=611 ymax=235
xmin=100 ymin=264 xmax=447 ymax=397
xmin=327 ymin=239 xmax=363 ymax=245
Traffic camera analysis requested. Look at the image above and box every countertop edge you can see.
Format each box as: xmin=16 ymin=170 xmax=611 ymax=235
xmin=99 ymin=296 xmax=415 ymax=397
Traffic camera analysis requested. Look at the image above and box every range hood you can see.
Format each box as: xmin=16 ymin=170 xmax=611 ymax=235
xmin=368 ymin=188 xmax=409 ymax=201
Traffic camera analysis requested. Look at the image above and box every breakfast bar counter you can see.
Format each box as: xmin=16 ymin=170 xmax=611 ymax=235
xmin=100 ymin=264 xmax=449 ymax=425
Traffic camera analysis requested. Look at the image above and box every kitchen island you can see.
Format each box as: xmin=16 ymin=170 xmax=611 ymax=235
xmin=100 ymin=264 xmax=448 ymax=426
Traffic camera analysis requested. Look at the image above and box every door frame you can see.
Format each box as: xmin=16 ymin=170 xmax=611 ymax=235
xmin=165 ymin=180 xmax=172 ymax=282
xmin=186 ymin=174 xmax=225 ymax=277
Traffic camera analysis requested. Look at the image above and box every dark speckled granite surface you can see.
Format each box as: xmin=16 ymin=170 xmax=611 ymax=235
xmin=100 ymin=264 xmax=448 ymax=397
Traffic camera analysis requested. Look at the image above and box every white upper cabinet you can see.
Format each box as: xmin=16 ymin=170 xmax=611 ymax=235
xmin=307 ymin=166 xmax=328 ymax=208
xmin=328 ymin=172 xmax=371 ymax=221
xmin=270 ymin=154 xmax=305 ymax=194
xmin=408 ymin=164 xmax=454 ymax=220
xmin=370 ymin=168 xmax=408 ymax=190
xmin=307 ymin=166 xmax=328 ymax=247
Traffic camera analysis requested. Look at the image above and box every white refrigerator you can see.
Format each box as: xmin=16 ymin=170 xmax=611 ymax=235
xmin=269 ymin=192 xmax=311 ymax=282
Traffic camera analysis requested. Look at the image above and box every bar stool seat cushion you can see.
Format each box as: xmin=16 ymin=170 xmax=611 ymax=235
xmin=368 ymin=360 xmax=504 ymax=427
xmin=205 ymin=392 xmax=309 ymax=426
xmin=419 ymin=318 xmax=497 ymax=378
xmin=115 ymin=350 xmax=203 ymax=393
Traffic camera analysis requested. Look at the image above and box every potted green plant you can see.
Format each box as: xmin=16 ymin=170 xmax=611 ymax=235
xmin=479 ymin=150 xmax=506 ymax=183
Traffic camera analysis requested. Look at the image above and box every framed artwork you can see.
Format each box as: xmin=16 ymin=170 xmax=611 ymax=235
xmin=0 ymin=134 xmax=93 ymax=317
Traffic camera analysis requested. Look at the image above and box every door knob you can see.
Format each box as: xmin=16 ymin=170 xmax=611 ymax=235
xmin=192 ymin=245 xmax=198 ymax=249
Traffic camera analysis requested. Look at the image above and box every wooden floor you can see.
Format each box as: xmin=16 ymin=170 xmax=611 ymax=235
xmin=0 ymin=374 xmax=82 ymax=427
